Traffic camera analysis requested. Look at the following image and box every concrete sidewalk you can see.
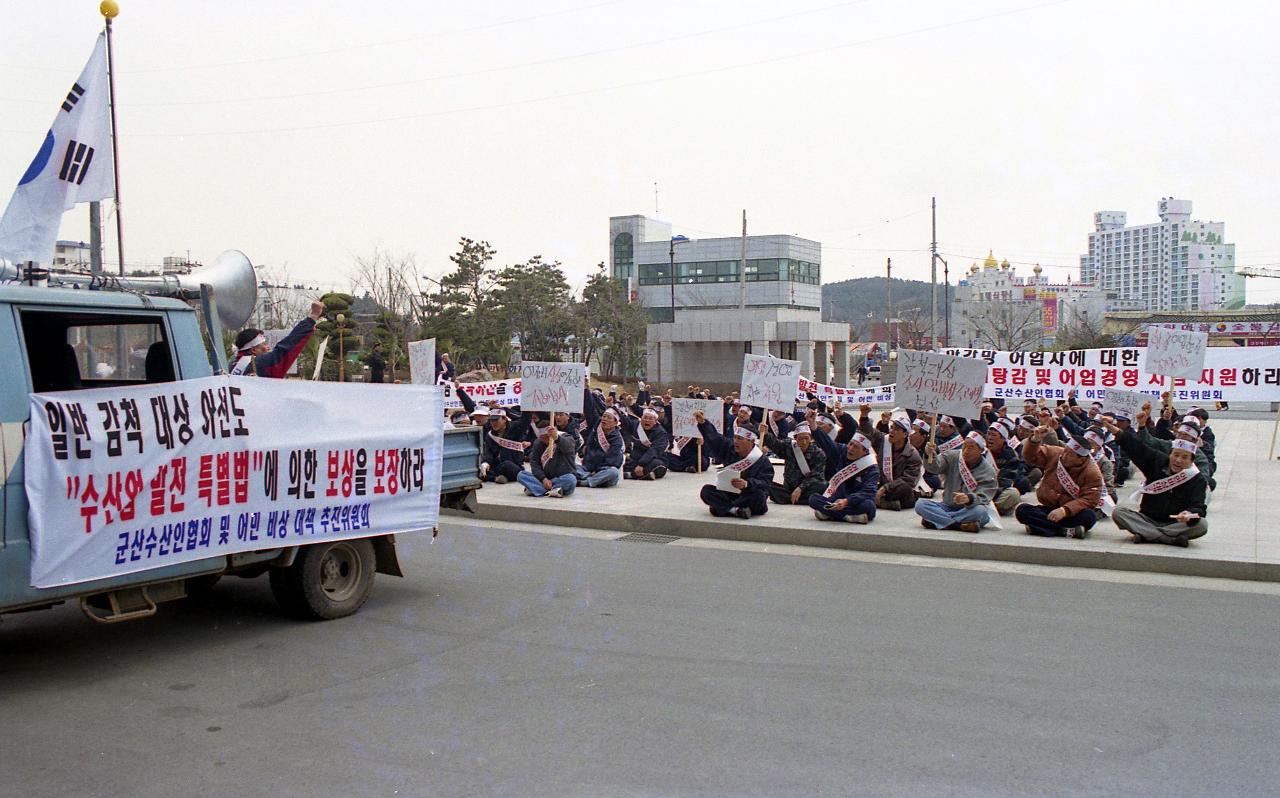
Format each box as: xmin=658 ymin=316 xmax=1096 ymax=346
xmin=458 ymin=418 xmax=1280 ymax=582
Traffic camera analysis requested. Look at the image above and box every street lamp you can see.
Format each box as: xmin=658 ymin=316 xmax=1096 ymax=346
xmin=669 ymin=235 xmax=690 ymax=322
xmin=337 ymin=313 xmax=345 ymax=382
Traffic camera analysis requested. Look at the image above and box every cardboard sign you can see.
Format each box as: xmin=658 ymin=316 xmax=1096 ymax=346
xmin=672 ymin=398 xmax=724 ymax=439
xmin=740 ymin=354 xmax=802 ymax=412
xmin=1102 ymin=388 xmax=1150 ymax=420
xmin=1144 ymin=326 xmax=1207 ymax=380
xmin=519 ymin=361 xmax=586 ymax=413
xmin=408 ymin=338 xmax=437 ymax=385
xmin=896 ymin=349 xmax=987 ymax=419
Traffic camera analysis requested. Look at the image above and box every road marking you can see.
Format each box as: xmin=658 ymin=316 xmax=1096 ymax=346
xmin=446 ymin=518 xmax=1280 ymax=598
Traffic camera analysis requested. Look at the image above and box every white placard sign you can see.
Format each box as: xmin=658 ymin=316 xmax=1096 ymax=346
xmin=1144 ymin=326 xmax=1208 ymax=380
xmin=310 ymin=337 xmax=329 ymax=381
xmin=896 ymin=349 xmax=987 ymax=419
xmin=672 ymin=398 xmax=724 ymax=439
xmin=408 ymin=338 xmax=437 ymax=385
xmin=24 ymin=377 xmax=445 ymax=588
xmin=518 ymin=361 xmax=586 ymax=413
xmin=1102 ymin=388 xmax=1150 ymax=420
xmin=740 ymin=354 xmax=802 ymax=412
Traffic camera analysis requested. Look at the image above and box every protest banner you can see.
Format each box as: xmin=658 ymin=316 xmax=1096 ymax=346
xmin=443 ymin=379 xmax=522 ymax=410
xmin=672 ymin=398 xmax=724 ymax=439
xmin=740 ymin=354 xmax=801 ymax=412
xmin=408 ymin=338 xmax=436 ymax=385
xmin=519 ymin=361 xmax=586 ymax=413
xmin=1144 ymin=326 xmax=1208 ymax=380
xmin=896 ymin=350 xmax=986 ymax=420
xmin=941 ymin=346 xmax=1280 ymax=403
xmin=797 ymin=378 xmax=895 ymax=407
xmin=24 ymin=377 xmax=445 ymax=588
xmin=1102 ymin=388 xmax=1150 ymax=419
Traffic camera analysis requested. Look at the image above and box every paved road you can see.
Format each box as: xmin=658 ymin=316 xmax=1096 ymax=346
xmin=1 ymin=519 xmax=1279 ymax=798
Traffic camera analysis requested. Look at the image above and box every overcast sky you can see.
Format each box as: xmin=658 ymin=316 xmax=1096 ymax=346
xmin=3 ymin=0 xmax=1278 ymax=301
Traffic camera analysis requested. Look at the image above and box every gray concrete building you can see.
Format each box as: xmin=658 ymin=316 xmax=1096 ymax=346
xmin=610 ymin=215 xmax=851 ymax=388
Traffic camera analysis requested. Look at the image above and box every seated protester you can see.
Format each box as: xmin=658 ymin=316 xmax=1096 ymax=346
xmin=546 ymin=410 xmax=582 ymax=452
xmin=516 ymin=423 xmax=578 ymax=498
xmin=1083 ymin=428 xmax=1118 ymax=503
xmin=1014 ymin=428 xmax=1104 ymax=538
xmin=760 ymin=420 xmax=827 ymax=506
xmin=967 ymin=401 xmax=999 ymax=436
xmin=1132 ymin=404 xmax=1215 ymax=488
xmin=1033 ymin=406 xmax=1064 ymax=446
xmin=230 ymin=300 xmax=323 ymax=377
xmin=764 ymin=410 xmax=793 ymax=441
xmin=663 ymin=426 xmax=711 ymax=473
xmin=988 ymin=424 xmax=1032 ymax=516
xmin=625 ymin=407 xmax=670 ymax=480
xmin=934 ymin=416 xmax=965 ymax=454
xmin=479 ymin=407 xmax=531 ymax=484
xmin=807 ymin=411 xmax=845 ymax=480
xmin=857 ymin=408 xmax=923 ymax=511
xmin=916 ymin=431 xmax=999 ymax=533
xmin=695 ymin=411 xmax=773 ymax=519
xmin=1105 ymin=422 xmax=1209 ymax=547
xmin=579 ymin=388 xmax=625 ymax=488
xmin=809 ymin=432 xmax=879 ymax=524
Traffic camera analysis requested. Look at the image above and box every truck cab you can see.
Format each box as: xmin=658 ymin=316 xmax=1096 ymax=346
xmin=0 ymin=283 xmax=480 ymax=623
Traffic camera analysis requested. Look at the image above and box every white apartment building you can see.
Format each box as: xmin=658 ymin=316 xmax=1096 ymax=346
xmin=953 ymin=252 xmax=1106 ymax=349
xmin=1079 ymin=198 xmax=1244 ymax=311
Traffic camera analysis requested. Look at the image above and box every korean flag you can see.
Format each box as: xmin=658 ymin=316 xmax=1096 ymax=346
xmin=0 ymin=32 xmax=115 ymax=265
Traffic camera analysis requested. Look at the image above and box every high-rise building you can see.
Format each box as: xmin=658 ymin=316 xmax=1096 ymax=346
xmin=1079 ymin=198 xmax=1244 ymax=311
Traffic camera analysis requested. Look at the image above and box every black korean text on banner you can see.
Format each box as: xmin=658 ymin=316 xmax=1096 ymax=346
xmin=24 ymin=376 xmax=445 ymax=588
xmin=518 ymin=361 xmax=586 ymax=414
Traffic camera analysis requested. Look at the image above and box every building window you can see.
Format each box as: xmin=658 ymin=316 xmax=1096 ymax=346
xmin=612 ymin=232 xmax=634 ymax=281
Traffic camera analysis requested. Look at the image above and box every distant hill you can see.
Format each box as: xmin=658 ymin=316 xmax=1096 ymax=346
xmin=822 ymin=277 xmax=950 ymax=336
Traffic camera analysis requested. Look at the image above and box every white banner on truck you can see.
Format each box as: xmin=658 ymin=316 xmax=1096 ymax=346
xmin=24 ymin=376 xmax=444 ymax=588
xmin=941 ymin=346 xmax=1280 ymax=403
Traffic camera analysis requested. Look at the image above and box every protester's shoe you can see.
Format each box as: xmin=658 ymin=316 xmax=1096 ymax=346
xmin=815 ymin=510 xmax=829 ymax=521
xmin=1173 ymin=536 xmax=1190 ymax=548
xmin=523 ymin=487 xmax=536 ymax=497
xmin=844 ymin=514 xmax=870 ymax=524
xmin=921 ymin=519 xmax=937 ymax=530
xmin=732 ymin=507 xmax=752 ymax=520
xmin=957 ymin=522 xmax=981 ymax=533
xmin=644 ymin=472 xmax=656 ymax=480
xmin=495 ymin=475 xmax=509 ymax=485
xmin=878 ymin=498 xmax=901 ymax=511
xmin=653 ymin=466 xmax=668 ymax=480
xmin=685 ymin=466 xmax=698 ymax=474
xmin=1023 ymin=525 xmax=1034 ymax=535
xmin=1065 ymin=525 xmax=1089 ymax=540
xmin=546 ymin=487 xmax=564 ymax=498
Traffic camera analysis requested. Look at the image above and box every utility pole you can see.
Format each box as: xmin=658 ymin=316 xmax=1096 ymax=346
xmin=943 ymin=258 xmax=951 ymax=346
xmin=886 ymin=257 xmax=894 ymax=351
xmin=930 ymin=196 xmax=938 ymax=350
xmin=654 ymin=182 xmax=659 ymax=215
xmin=738 ymin=209 xmax=747 ymax=310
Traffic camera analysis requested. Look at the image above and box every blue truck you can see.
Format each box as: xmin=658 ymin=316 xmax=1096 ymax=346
xmin=0 ymin=262 xmax=480 ymax=624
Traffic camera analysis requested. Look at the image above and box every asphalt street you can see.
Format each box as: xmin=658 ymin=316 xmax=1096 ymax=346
xmin=1 ymin=518 xmax=1278 ymax=798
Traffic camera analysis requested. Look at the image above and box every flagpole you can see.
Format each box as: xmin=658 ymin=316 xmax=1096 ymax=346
xmin=101 ymin=1 xmax=124 ymax=276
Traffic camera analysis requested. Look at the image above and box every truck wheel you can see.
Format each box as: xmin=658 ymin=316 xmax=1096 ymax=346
xmin=269 ymin=539 xmax=376 ymax=620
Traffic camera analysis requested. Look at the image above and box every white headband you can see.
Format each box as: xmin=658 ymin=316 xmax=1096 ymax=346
xmin=237 ymin=333 xmax=267 ymax=352
xmin=912 ymin=419 xmax=930 ymax=433
xmin=989 ymin=424 xmax=1010 ymax=440
xmin=1065 ymin=437 xmax=1092 ymax=457
xmin=793 ymin=422 xmax=812 ymax=434
xmin=965 ymin=431 xmax=987 ymax=450
xmin=734 ymin=426 xmax=758 ymax=442
xmin=850 ymin=432 xmax=872 ymax=451
xmin=1172 ymin=439 xmax=1198 ymax=454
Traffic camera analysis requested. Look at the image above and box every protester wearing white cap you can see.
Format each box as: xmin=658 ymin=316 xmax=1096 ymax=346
xmin=916 ymin=431 xmax=998 ymax=533
xmin=478 ymin=405 xmax=531 ymax=484
xmin=987 ymin=423 xmax=1032 ymax=516
xmin=1132 ymin=402 xmax=1216 ymax=490
xmin=694 ymin=409 xmax=773 ymax=519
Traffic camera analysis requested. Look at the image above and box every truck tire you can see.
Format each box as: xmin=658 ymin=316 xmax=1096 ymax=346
xmin=269 ymin=539 xmax=376 ymax=620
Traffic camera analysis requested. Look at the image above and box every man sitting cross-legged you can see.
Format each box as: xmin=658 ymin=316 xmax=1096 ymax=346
xmin=760 ymin=420 xmax=827 ymax=506
xmin=516 ymin=423 xmax=579 ymax=498
xmin=695 ymin=409 xmax=774 ymax=520
xmin=809 ymin=432 xmax=879 ymax=524
xmin=1013 ymin=427 xmax=1104 ymax=539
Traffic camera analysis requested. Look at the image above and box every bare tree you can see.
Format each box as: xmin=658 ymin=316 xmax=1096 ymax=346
xmin=350 ymin=248 xmax=422 ymax=377
xmin=254 ymin=263 xmax=316 ymax=330
xmin=1053 ymin=312 xmax=1116 ymax=351
xmin=967 ymin=302 xmax=1044 ymax=351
